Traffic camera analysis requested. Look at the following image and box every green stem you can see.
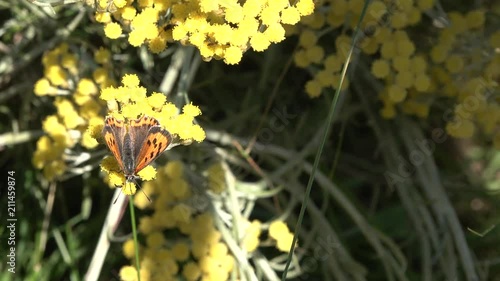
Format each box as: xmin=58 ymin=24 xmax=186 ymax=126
xmin=129 ymin=195 xmax=141 ymax=281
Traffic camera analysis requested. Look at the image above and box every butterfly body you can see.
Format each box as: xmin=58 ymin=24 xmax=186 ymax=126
xmin=102 ymin=115 xmax=172 ymax=183
xmin=121 ymin=133 xmax=136 ymax=180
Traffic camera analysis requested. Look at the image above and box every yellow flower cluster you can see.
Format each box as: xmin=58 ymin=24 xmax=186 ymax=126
xmin=90 ymin=0 xmax=315 ymax=64
xmin=119 ymin=158 xmax=299 ymax=279
xmin=375 ymin=33 xmax=432 ymax=119
xmin=295 ymin=0 xmax=431 ymax=100
xmin=373 ymin=8 xmax=498 ymax=128
xmin=33 ymin=44 xmax=115 ymax=180
xmin=116 ymin=156 xmax=302 ymax=281
xmin=425 ymin=10 xmax=499 ymax=144
xmin=97 ymin=74 xmax=206 ymax=190
xmin=293 ymin=1 xmax=499 ymax=147
xmin=119 ymin=161 xmax=236 ymax=281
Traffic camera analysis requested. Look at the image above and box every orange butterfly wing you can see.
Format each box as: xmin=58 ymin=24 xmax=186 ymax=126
xmin=102 ymin=117 xmax=126 ymax=171
xmin=128 ymin=116 xmax=172 ymax=174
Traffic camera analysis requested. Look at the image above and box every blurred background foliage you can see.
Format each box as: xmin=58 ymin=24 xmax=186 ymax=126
xmin=0 ymin=0 xmax=499 ymax=280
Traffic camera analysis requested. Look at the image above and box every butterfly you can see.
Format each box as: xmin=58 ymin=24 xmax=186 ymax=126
xmin=102 ymin=115 xmax=172 ymax=189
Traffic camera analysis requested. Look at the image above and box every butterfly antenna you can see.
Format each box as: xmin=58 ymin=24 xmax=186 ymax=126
xmin=113 ymin=185 xmax=121 ymax=204
xmin=133 ymin=178 xmax=152 ymax=202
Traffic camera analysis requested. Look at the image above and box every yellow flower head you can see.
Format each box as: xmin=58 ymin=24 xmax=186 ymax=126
xmin=276 ymin=232 xmax=295 ymax=252
xmin=182 ymin=262 xmax=202 ymax=281
xmin=296 ymin=0 xmax=315 ymax=16
xmin=269 ymin=220 xmax=289 ymax=240
xmin=206 ymin=162 xmax=226 ymax=194
xmin=119 ymin=266 xmax=138 ymax=281
xmin=34 ymin=78 xmax=59 ymax=96
xmin=94 ymin=47 xmax=112 ymax=64
xmin=250 ymin=32 xmax=271 ymax=52
xmin=104 ymin=22 xmax=122 ymax=39
xmin=172 ymin=242 xmax=190 ymax=261
xmin=243 ymin=220 xmax=262 ymax=252
xmin=122 ymin=239 xmax=136 ymax=259
xmin=281 ymin=7 xmax=301 ymax=25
